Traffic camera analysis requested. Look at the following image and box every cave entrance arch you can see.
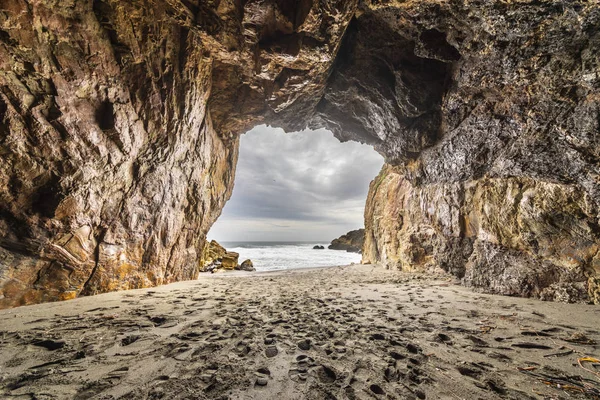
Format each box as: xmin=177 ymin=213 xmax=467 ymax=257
xmin=206 ymin=125 xmax=383 ymax=271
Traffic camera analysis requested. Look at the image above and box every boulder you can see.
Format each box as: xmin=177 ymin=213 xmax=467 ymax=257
xmin=205 ymin=240 xmax=226 ymax=261
xmin=239 ymin=259 xmax=255 ymax=272
xmin=221 ymin=252 xmax=240 ymax=270
xmin=200 ymin=240 xmax=227 ymax=272
xmin=313 ymin=245 xmax=325 ymax=250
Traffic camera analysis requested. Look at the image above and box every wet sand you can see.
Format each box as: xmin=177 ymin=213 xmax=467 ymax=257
xmin=0 ymin=264 xmax=599 ymax=399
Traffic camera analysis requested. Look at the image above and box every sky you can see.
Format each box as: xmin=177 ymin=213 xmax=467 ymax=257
xmin=208 ymin=125 xmax=384 ymax=242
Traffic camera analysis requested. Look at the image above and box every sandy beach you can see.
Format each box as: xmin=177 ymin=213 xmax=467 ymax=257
xmin=0 ymin=264 xmax=599 ymax=399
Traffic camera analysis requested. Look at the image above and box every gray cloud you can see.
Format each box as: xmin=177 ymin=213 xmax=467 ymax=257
xmin=209 ymin=126 xmax=384 ymax=241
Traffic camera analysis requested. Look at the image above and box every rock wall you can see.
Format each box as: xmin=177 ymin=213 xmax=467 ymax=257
xmin=0 ymin=0 xmax=355 ymax=308
xmin=0 ymin=0 xmax=240 ymax=307
xmin=363 ymin=166 xmax=599 ymax=303
xmin=1 ymin=0 xmax=599 ymax=306
xmin=360 ymin=2 xmax=600 ymax=303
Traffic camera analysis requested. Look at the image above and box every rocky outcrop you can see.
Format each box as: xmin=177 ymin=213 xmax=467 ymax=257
xmin=360 ymin=2 xmax=600 ymax=303
xmin=313 ymin=245 xmax=325 ymax=250
xmin=329 ymin=229 xmax=365 ymax=253
xmin=239 ymin=259 xmax=255 ymax=272
xmin=199 ymin=240 xmax=244 ymax=272
xmin=363 ymin=165 xmax=599 ymax=303
xmin=199 ymin=240 xmax=226 ymax=272
xmin=1 ymin=0 xmax=599 ymax=306
xmin=0 ymin=0 xmax=241 ymax=307
xmin=221 ymin=251 xmax=239 ymax=270
xmin=0 ymin=0 xmax=354 ymax=308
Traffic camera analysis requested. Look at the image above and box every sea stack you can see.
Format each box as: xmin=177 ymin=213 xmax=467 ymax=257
xmin=329 ymin=229 xmax=365 ymax=253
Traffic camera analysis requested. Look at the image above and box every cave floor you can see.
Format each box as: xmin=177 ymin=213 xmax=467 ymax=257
xmin=0 ymin=264 xmax=599 ymax=400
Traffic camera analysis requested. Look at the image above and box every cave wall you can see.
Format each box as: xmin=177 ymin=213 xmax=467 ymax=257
xmin=0 ymin=0 xmax=242 ymax=307
xmin=363 ymin=166 xmax=599 ymax=302
xmin=360 ymin=2 xmax=600 ymax=303
xmin=1 ymin=0 xmax=599 ymax=307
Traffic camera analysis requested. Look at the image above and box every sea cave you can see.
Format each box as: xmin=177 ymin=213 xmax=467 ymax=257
xmin=0 ymin=0 xmax=599 ymax=398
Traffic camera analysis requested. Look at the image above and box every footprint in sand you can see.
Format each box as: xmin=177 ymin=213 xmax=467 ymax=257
xmin=288 ymin=355 xmax=315 ymax=382
xmin=255 ymin=367 xmax=270 ymax=386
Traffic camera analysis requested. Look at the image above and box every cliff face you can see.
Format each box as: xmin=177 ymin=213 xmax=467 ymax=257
xmin=0 ymin=0 xmax=355 ymax=308
xmin=1 ymin=0 xmax=599 ymax=307
xmin=329 ymin=229 xmax=365 ymax=253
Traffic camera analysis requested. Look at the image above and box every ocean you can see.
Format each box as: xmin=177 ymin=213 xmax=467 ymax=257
xmin=220 ymin=242 xmax=362 ymax=272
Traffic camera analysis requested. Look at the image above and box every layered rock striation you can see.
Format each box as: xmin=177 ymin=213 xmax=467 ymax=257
xmin=1 ymin=0 xmax=599 ymax=306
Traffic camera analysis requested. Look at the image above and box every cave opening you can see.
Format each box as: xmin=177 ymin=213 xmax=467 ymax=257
xmin=207 ymin=124 xmax=383 ymax=271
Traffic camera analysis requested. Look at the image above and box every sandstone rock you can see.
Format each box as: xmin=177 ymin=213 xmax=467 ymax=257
xmin=200 ymin=241 xmax=227 ymax=272
xmin=363 ymin=166 xmax=599 ymax=302
xmin=221 ymin=252 xmax=239 ymax=270
xmin=1 ymin=0 xmax=598 ymax=306
xmin=329 ymin=230 xmax=365 ymax=253
xmin=239 ymin=259 xmax=255 ymax=272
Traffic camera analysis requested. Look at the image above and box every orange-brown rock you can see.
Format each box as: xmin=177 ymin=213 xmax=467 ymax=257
xmin=221 ymin=252 xmax=239 ymax=270
xmin=200 ymin=240 xmax=227 ymax=268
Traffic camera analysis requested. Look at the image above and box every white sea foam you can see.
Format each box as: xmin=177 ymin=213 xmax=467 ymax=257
xmin=220 ymin=242 xmax=361 ymax=271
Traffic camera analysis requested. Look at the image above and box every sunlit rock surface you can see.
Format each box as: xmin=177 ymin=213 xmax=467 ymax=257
xmin=1 ymin=0 xmax=599 ymax=306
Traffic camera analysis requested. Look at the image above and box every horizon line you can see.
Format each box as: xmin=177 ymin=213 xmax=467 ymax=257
xmin=209 ymin=240 xmax=333 ymax=243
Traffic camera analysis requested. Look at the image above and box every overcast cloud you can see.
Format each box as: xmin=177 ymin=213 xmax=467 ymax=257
xmin=208 ymin=125 xmax=384 ymax=242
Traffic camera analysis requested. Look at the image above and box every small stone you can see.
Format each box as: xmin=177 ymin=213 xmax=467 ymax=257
xmin=239 ymin=259 xmax=255 ymax=271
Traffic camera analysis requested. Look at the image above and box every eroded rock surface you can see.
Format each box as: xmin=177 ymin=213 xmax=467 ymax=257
xmin=1 ymin=0 xmax=599 ymax=306
xmin=0 ymin=0 xmax=240 ymax=307
xmin=360 ymin=2 xmax=600 ymax=303
xmin=363 ymin=166 xmax=599 ymax=302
